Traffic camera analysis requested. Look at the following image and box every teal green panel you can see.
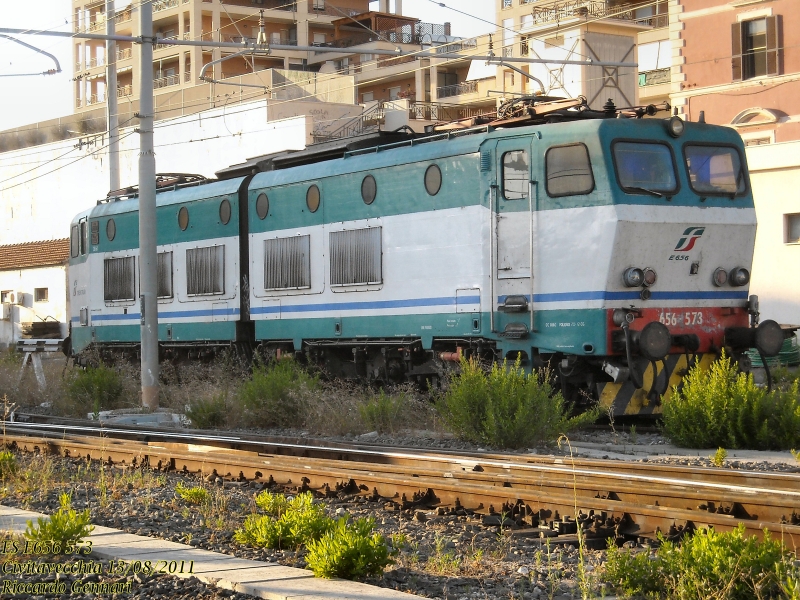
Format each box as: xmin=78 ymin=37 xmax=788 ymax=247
xmin=90 ymin=194 xmax=240 ymax=253
xmin=92 ymin=324 xmax=140 ymax=344
xmin=533 ymin=309 xmax=608 ymax=355
xmin=255 ymin=313 xmax=487 ymax=350
xmin=162 ymin=321 xmax=237 ymax=342
xmin=249 ymin=155 xmax=484 ymax=233
xmin=71 ymin=327 xmax=93 ymax=353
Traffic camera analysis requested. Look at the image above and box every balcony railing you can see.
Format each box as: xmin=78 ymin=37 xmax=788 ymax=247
xmin=376 ymin=54 xmax=416 ymax=68
xmin=183 ymin=31 xmax=192 ymax=40
xmin=117 ymin=84 xmax=132 ymax=97
xmin=185 ymin=71 xmax=192 ymax=82
xmin=319 ymin=20 xmax=449 ymax=49
xmin=218 ymin=0 xmax=297 ymax=9
xmin=75 ymin=61 xmax=82 ymax=71
xmin=436 ymin=80 xmax=477 ymax=99
xmin=116 ymin=47 xmax=132 ymax=61
xmin=153 ymin=0 xmax=180 ymax=12
xmin=638 ymin=67 xmax=670 ymax=87
xmin=526 ymin=0 xmax=661 ymax=27
xmin=308 ymin=2 xmax=361 ymax=18
xmin=87 ymin=56 xmax=104 ymax=69
xmin=434 ymin=38 xmax=478 ymax=54
xmin=633 ymin=12 xmax=668 ymax=27
xmin=409 ymin=101 xmax=494 ymax=122
xmin=116 ymin=8 xmax=132 ymax=23
xmin=155 ymin=35 xmax=178 ymax=49
xmin=153 ymin=74 xmax=181 ymax=89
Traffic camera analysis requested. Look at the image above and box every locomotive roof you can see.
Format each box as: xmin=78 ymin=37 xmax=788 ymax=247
xmin=70 ymin=176 xmax=246 ymax=223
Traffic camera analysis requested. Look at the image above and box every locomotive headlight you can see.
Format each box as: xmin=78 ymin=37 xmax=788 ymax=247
xmin=642 ymin=268 xmax=657 ymax=287
xmin=729 ymin=267 xmax=750 ymax=287
xmin=666 ymin=116 xmax=685 ymax=138
xmin=639 ymin=322 xmax=672 ymax=361
xmin=623 ymin=267 xmax=644 ymax=287
xmin=755 ymin=319 xmax=784 ymax=357
xmin=712 ymin=267 xmax=728 ymax=287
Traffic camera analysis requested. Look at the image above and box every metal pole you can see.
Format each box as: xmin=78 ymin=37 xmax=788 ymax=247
xmin=106 ymin=0 xmax=119 ymax=192
xmin=138 ymin=1 xmax=159 ymax=409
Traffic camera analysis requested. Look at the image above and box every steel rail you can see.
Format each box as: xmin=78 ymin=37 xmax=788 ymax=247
xmin=4 ymin=426 xmax=799 ymax=547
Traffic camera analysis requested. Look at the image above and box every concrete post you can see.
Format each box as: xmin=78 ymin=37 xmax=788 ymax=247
xmin=138 ymin=0 xmax=159 ymax=410
xmin=106 ymin=0 xmax=120 ymax=192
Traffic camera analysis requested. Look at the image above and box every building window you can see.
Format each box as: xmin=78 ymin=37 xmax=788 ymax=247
xmin=313 ymin=33 xmax=326 ymax=45
xmin=786 ymin=214 xmax=800 ymax=244
xmin=502 ymin=0 xmax=512 ymax=8
xmin=732 ymin=16 xmax=779 ymax=81
xmin=362 ymin=91 xmax=374 ymax=103
xmin=502 ymin=151 xmax=529 ymax=200
xmin=388 ymin=86 xmax=401 ymax=100
xmin=34 ymin=288 xmax=49 ymax=302
xmin=1 ymin=291 xmax=13 ymax=303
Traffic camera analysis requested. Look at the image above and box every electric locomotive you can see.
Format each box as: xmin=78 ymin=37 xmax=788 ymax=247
xmin=66 ymin=97 xmax=787 ymax=416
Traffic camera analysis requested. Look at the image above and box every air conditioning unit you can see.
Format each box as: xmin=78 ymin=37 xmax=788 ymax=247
xmin=14 ymin=291 xmax=24 ymax=305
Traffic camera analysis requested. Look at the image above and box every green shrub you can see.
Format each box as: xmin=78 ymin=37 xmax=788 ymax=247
xmin=437 ymin=357 xmax=599 ymax=449
xmin=238 ymin=359 xmax=318 ymax=427
xmin=234 ymin=492 xmax=331 ymax=549
xmin=604 ymin=525 xmax=796 ymax=600
xmin=66 ymin=364 xmax=124 ymax=414
xmin=306 ymin=516 xmax=394 ymax=579
xmin=358 ymin=390 xmax=404 ymax=434
xmin=23 ymin=493 xmax=94 ymax=554
xmin=663 ymin=352 xmax=800 ymax=450
xmin=186 ymin=393 xmax=229 ymax=428
xmin=0 ymin=450 xmax=17 ymax=478
xmin=175 ymin=482 xmax=211 ymax=505
xmin=254 ymin=490 xmax=291 ymax=516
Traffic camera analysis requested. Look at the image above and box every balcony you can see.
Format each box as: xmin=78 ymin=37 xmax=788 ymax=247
xmin=117 ymin=84 xmax=132 ymax=97
xmin=153 ymin=74 xmax=181 ymax=89
xmin=434 ymin=38 xmax=478 ymax=54
xmin=320 ymin=21 xmax=449 ymax=49
xmin=116 ymin=48 xmax=132 ymax=61
xmin=309 ymin=2 xmax=361 ymax=18
xmin=153 ymin=0 xmax=180 ymax=12
xmin=409 ymin=101 xmax=494 ymax=122
xmin=155 ymin=35 xmax=179 ymax=49
xmin=185 ymin=71 xmax=192 ymax=82
xmin=524 ymin=0 xmax=661 ymax=28
xmin=436 ymin=80 xmax=477 ymax=99
xmin=638 ymin=67 xmax=670 ymax=87
xmin=87 ymin=55 xmax=104 ymax=69
xmin=376 ymin=54 xmax=416 ymax=68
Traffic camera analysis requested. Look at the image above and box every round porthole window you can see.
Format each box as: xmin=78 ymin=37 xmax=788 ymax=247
xmin=178 ymin=206 xmax=189 ymax=231
xmin=256 ymin=193 xmax=269 ymax=220
xmin=306 ymin=185 xmax=320 ymax=213
xmin=219 ymin=197 xmax=231 ymax=225
xmin=424 ymin=164 xmax=442 ymax=196
xmin=361 ymin=175 xmax=377 ymax=205
xmin=106 ymin=218 xmax=116 ymax=241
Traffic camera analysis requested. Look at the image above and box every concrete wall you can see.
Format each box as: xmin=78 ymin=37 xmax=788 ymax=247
xmin=0 ymin=266 xmax=67 ymax=348
xmin=0 ymin=101 xmax=310 ymax=246
xmin=747 ymin=140 xmax=800 ymax=325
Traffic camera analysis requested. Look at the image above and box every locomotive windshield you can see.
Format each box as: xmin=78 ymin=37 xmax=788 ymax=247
xmin=684 ymin=145 xmax=746 ymax=196
xmin=613 ymin=141 xmax=677 ymax=196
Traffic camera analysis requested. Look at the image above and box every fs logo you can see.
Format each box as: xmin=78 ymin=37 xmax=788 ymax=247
xmin=674 ymin=227 xmax=705 ymax=252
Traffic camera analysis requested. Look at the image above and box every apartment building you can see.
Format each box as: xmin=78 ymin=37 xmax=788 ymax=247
xmin=495 ymin=0 xmax=668 ymax=110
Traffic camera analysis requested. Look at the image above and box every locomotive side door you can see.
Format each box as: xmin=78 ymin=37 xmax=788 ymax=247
xmin=492 ymin=138 xmax=536 ymax=329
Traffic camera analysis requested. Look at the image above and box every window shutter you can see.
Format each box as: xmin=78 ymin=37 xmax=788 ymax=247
xmin=766 ymin=15 xmax=779 ymax=76
xmin=731 ymin=22 xmax=743 ymax=81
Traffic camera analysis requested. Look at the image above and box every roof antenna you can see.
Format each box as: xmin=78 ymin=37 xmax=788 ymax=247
xmin=698 ymin=110 xmax=706 ymax=123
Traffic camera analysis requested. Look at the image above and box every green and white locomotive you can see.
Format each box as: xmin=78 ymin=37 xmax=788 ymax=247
xmin=67 ymin=98 xmax=786 ymax=415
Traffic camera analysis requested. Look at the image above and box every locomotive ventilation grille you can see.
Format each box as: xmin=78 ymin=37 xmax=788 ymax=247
xmin=330 ymin=227 xmax=382 ymax=286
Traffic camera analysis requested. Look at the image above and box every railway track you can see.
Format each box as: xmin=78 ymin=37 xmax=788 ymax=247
xmin=3 ymin=417 xmax=799 ymax=549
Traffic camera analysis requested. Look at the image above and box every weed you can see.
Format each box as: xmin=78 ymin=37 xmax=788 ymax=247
xmin=438 ymin=357 xmax=599 ymax=449
xmin=603 ymin=524 xmax=795 ymax=600
xmin=237 ymin=359 xmax=318 ymax=427
xmin=712 ymin=447 xmax=728 ymax=467
xmin=791 ymin=449 xmax=800 ymax=464
xmin=306 ymin=516 xmax=394 ymax=579
xmin=185 ymin=393 xmax=229 ymax=429
xmin=23 ymin=492 xmax=94 ymax=554
xmin=66 ymin=364 xmax=125 ymax=415
xmin=358 ymin=390 xmax=405 ymax=434
xmin=234 ymin=492 xmax=331 ymax=549
xmin=175 ymin=481 xmax=211 ymax=505
xmin=629 ymin=424 xmax=637 ymax=445
xmin=0 ymin=451 xmax=17 ymax=479
xmin=254 ymin=490 xmax=290 ymax=516
xmin=426 ymin=535 xmax=462 ymax=575
xmin=663 ymin=351 xmax=800 ymax=450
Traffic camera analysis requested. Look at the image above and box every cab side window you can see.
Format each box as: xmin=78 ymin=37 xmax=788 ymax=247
xmin=502 ymin=150 xmax=529 ymax=200
xmin=546 ymin=144 xmax=594 ymax=197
